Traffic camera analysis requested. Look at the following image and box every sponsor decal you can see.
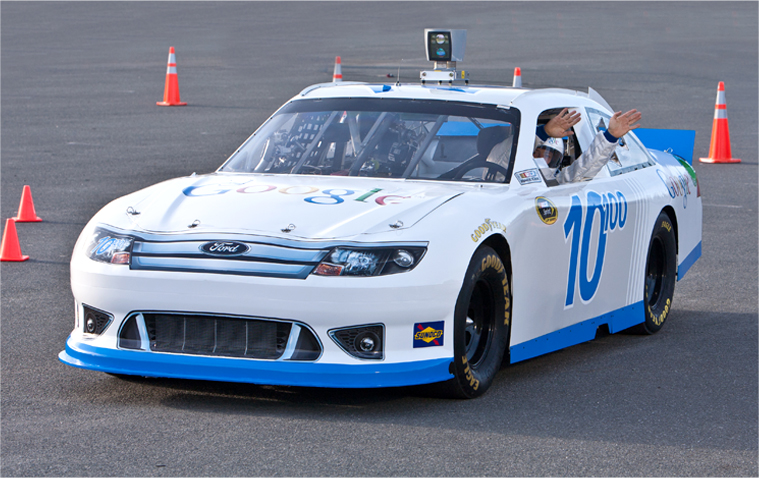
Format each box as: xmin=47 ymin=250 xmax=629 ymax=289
xmin=563 ymin=190 xmax=628 ymax=307
xmin=93 ymin=236 xmax=131 ymax=257
xmin=471 ymin=218 xmax=507 ymax=242
xmin=183 ymin=183 xmax=411 ymax=207
xmin=413 ymin=321 xmax=444 ymax=348
xmin=200 ymin=241 xmax=250 ymax=256
xmin=656 ymin=169 xmax=692 ymax=209
xmin=461 ymin=355 xmax=480 ymax=390
xmin=514 ymin=169 xmax=542 ymax=185
xmin=535 ymin=196 xmax=558 ymax=225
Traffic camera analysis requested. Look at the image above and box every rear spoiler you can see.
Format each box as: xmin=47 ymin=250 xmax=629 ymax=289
xmin=634 ymin=128 xmax=696 ymax=165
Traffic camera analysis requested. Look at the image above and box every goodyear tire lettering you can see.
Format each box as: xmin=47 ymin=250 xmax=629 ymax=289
xmin=461 ymin=359 xmax=480 ymax=391
xmin=481 ymin=255 xmax=504 ymax=273
xmin=447 ymin=246 xmax=509 ymax=398
xmin=639 ymin=214 xmax=676 ymax=334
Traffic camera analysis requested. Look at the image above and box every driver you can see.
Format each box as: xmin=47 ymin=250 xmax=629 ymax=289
xmin=535 ymin=108 xmax=642 ymax=184
xmin=533 ymin=137 xmax=564 ymax=169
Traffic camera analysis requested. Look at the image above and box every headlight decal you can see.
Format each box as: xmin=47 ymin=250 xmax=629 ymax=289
xmin=313 ymin=246 xmax=426 ymax=277
xmin=86 ymin=228 xmax=135 ymax=265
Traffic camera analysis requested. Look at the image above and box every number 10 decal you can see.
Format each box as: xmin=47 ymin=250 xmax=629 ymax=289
xmin=563 ymin=190 xmax=628 ymax=307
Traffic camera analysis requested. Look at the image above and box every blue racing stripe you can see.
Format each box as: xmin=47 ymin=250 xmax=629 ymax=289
xmin=509 ymin=301 xmax=644 ymax=363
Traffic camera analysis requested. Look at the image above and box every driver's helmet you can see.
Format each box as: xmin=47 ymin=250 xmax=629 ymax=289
xmin=533 ymin=136 xmax=564 ymax=168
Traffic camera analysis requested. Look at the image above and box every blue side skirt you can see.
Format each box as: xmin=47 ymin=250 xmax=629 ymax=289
xmin=510 ymin=301 xmax=645 ymax=364
xmin=678 ymin=241 xmax=701 ymax=281
xmin=59 ymin=339 xmax=454 ymax=389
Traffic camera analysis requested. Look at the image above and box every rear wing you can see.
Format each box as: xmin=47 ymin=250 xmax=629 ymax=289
xmin=634 ymin=128 xmax=697 ymax=164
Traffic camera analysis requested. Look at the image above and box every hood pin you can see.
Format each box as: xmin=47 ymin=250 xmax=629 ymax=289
xmin=188 ymin=219 xmax=201 ymax=228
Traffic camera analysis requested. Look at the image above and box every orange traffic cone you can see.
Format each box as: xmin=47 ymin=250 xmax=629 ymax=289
xmin=333 ymin=56 xmax=342 ymax=82
xmin=0 ymin=219 xmax=29 ymax=262
xmin=512 ymin=67 xmax=522 ymax=87
xmin=700 ymin=82 xmax=740 ymax=163
xmin=156 ymin=47 xmax=187 ymax=106
xmin=13 ymin=185 xmax=42 ymax=222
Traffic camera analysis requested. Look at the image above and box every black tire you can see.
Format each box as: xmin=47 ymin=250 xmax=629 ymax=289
xmin=633 ymin=211 xmax=677 ymax=334
xmin=440 ymin=246 xmax=511 ymax=398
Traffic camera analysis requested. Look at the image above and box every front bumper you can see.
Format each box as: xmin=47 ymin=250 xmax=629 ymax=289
xmin=60 ymin=336 xmax=453 ymax=388
xmin=66 ymin=229 xmax=465 ymax=387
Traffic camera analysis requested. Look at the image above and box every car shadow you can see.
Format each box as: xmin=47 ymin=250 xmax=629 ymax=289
xmin=74 ymin=308 xmax=757 ymax=451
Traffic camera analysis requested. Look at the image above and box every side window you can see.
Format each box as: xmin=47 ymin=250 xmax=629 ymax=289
xmin=585 ymin=107 xmax=655 ymax=175
xmin=532 ymin=107 xmax=583 ymax=187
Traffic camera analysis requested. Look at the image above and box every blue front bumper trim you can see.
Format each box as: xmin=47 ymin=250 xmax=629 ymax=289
xmin=59 ymin=337 xmax=453 ymax=388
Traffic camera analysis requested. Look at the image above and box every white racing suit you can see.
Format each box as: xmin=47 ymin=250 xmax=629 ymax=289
xmin=553 ymin=131 xmax=618 ymax=184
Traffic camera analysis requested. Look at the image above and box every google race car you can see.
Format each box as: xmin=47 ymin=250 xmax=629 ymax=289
xmin=60 ymin=30 xmax=702 ymax=398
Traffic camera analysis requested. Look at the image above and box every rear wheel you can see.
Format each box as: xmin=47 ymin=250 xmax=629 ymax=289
xmin=633 ymin=212 xmax=677 ymax=334
xmin=441 ymin=246 xmax=510 ymax=398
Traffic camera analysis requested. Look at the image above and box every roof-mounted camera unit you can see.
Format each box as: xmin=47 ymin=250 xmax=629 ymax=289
xmin=421 ymin=29 xmax=468 ymax=86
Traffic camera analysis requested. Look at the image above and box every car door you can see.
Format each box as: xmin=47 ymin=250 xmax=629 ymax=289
xmin=509 ymin=107 xmax=651 ymax=362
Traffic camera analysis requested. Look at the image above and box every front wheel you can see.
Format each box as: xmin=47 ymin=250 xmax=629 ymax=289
xmin=440 ymin=246 xmax=510 ymax=398
xmin=633 ymin=211 xmax=677 ymax=334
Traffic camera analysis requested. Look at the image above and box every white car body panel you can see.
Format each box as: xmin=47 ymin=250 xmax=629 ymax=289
xmin=60 ymin=81 xmax=702 ymax=388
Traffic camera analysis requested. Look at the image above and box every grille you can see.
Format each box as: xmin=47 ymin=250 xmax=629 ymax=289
xmin=130 ymin=238 xmax=331 ymax=279
xmin=143 ymin=313 xmax=296 ymax=360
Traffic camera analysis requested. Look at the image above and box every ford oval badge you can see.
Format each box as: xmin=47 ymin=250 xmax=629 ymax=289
xmin=200 ymin=241 xmax=249 ymax=256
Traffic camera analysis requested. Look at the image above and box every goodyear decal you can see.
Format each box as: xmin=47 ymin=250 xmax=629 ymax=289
xmin=471 ymin=218 xmax=507 ymax=242
xmin=535 ymin=196 xmax=558 ymax=225
xmin=413 ymin=321 xmax=444 ymax=348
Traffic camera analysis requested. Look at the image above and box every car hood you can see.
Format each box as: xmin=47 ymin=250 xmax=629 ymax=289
xmin=122 ymin=174 xmax=466 ymax=239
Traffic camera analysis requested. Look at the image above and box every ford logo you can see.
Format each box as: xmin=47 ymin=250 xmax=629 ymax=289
xmin=200 ymin=241 xmax=249 ymax=256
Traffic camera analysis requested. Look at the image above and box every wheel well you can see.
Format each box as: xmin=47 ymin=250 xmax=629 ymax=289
xmin=480 ymin=234 xmax=512 ymax=364
xmin=661 ymin=206 xmax=679 ymax=254
xmin=481 ymin=234 xmax=511 ymax=279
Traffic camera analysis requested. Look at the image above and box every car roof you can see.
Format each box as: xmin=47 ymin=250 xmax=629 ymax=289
xmin=295 ymin=82 xmax=612 ymax=116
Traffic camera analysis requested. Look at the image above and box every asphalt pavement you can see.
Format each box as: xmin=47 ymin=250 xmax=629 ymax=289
xmin=1 ymin=2 xmax=757 ymax=476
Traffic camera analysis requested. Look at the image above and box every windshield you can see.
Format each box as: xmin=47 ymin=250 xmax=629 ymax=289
xmin=220 ymin=98 xmax=520 ymax=183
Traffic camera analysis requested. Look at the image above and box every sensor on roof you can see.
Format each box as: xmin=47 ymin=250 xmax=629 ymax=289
xmin=424 ymin=29 xmax=466 ymax=63
xmin=422 ymin=29 xmax=468 ymax=86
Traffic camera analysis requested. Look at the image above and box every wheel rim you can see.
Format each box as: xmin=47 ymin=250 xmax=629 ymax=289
xmin=464 ymin=280 xmax=495 ymax=366
xmin=646 ymin=237 xmax=667 ymax=308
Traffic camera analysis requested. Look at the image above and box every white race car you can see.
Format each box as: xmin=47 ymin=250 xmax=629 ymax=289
xmin=60 ymin=30 xmax=702 ymax=398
